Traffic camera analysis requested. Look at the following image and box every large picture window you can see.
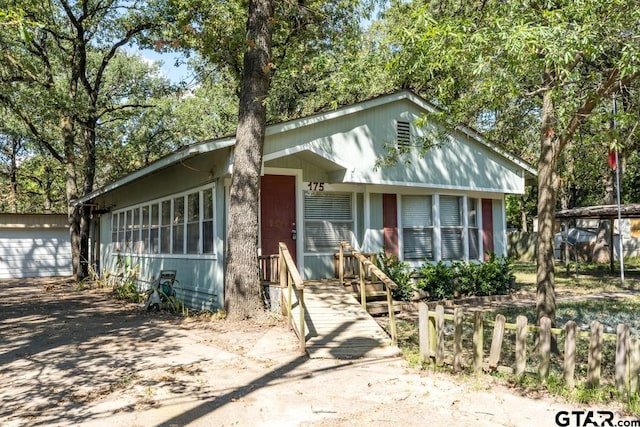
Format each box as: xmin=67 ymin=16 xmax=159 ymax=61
xmin=304 ymin=192 xmax=354 ymax=253
xmin=402 ymin=195 xmax=433 ymax=261
xmin=110 ymin=184 xmax=216 ymax=257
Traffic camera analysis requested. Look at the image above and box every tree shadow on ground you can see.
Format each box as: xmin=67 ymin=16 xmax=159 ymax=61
xmin=0 ymin=277 xmax=191 ymax=426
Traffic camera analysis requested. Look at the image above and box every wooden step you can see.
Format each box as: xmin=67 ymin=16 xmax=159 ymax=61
xmin=346 ymin=281 xmax=386 ymax=293
xmin=365 ymin=300 xmax=403 ymax=315
xmin=352 ymin=290 xmax=388 ymax=300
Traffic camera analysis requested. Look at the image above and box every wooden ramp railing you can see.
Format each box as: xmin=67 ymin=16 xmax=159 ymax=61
xmin=277 ymin=242 xmax=306 ymax=354
xmin=338 ymin=242 xmax=398 ymax=346
xmin=260 ymin=242 xmax=400 ymax=358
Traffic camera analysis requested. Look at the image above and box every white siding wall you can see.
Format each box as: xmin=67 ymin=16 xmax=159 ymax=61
xmin=0 ymin=228 xmax=72 ymax=279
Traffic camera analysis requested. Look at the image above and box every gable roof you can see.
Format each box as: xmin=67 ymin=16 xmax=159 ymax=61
xmin=268 ymin=90 xmax=536 ymax=177
xmin=74 ymin=90 xmax=536 ymax=206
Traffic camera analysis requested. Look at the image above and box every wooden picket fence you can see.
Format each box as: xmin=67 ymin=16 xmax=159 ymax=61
xmin=418 ymin=303 xmax=640 ymax=395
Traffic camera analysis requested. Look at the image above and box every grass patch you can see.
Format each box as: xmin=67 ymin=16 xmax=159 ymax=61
xmin=491 ymin=296 xmax=640 ymax=335
xmin=513 ymin=259 xmax=640 ymax=293
xmin=390 ymin=259 xmax=640 ymax=415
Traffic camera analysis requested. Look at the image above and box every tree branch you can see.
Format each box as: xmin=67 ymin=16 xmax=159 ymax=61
xmin=0 ymin=94 xmax=66 ymax=163
xmin=96 ymin=102 xmax=155 ymax=120
xmin=91 ymin=22 xmax=156 ymax=96
xmin=561 ymin=69 xmax=640 ymax=152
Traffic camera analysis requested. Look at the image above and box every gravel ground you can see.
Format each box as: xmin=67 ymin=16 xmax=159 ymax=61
xmin=1 ymin=277 xmax=638 ymax=427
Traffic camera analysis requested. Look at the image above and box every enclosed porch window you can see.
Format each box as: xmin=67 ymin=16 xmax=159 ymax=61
xmin=110 ymin=183 xmax=216 ymax=257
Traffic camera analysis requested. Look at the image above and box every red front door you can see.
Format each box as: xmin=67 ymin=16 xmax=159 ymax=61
xmin=260 ymin=175 xmax=296 ymax=262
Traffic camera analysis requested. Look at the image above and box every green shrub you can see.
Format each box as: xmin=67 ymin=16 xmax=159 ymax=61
xmin=476 ymin=252 xmax=515 ymax=295
xmin=376 ymin=251 xmax=415 ymax=302
xmin=416 ymin=261 xmax=455 ymax=300
xmin=416 ymin=253 xmax=514 ymax=300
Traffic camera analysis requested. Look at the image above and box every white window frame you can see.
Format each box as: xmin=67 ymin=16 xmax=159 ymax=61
xmin=399 ymin=193 xmax=482 ymax=264
xmin=110 ymin=183 xmax=216 ymax=259
xmin=467 ymin=197 xmax=481 ymax=260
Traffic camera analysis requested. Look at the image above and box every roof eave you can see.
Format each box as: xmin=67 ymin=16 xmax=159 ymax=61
xmin=73 ymin=138 xmax=235 ymax=206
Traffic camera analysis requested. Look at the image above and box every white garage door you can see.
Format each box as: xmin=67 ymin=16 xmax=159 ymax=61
xmin=0 ymin=228 xmax=72 ymax=279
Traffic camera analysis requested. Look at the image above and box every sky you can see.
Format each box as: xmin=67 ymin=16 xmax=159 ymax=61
xmin=130 ymin=46 xmax=192 ymax=84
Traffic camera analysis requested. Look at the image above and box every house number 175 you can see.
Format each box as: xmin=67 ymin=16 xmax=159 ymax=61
xmin=307 ymin=182 xmax=325 ymax=191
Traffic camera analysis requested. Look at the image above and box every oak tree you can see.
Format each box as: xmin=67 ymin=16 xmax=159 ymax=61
xmin=380 ymin=0 xmax=640 ymax=325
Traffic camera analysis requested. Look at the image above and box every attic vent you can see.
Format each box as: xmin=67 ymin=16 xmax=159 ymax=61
xmin=396 ymin=120 xmax=411 ymax=146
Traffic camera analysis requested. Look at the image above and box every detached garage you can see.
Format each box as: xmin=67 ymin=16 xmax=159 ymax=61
xmin=0 ymin=213 xmax=72 ymax=279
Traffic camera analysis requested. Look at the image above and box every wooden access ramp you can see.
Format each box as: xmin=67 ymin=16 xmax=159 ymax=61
xmin=296 ymin=280 xmax=400 ymax=359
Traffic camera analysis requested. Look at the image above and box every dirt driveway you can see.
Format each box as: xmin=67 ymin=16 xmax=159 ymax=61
xmin=0 ymin=277 xmax=635 ymax=427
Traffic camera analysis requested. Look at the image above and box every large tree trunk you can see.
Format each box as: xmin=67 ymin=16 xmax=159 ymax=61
xmin=61 ymin=116 xmax=82 ymax=280
xmin=9 ymin=136 xmax=19 ymax=213
xmin=78 ymin=124 xmax=97 ymax=279
xmin=43 ymin=163 xmax=53 ymax=214
xmin=536 ymin=87 xmax=558 ymax=328
xmin=224 ymin=0 xmax=274 ymax=320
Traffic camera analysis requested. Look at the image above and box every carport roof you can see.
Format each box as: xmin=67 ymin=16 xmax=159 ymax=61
xmin=555 ymin=204 xmax=640 ymax=220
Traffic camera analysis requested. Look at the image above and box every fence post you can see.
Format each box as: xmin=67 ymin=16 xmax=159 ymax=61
xmin=539 ymin=317 xmax=551 ymax=381
xmin=359 ymin=258 xmax=366 ymax=310
xmin=339 ymin=242 xmax=344 ymax=285
xmin=386 ymin=281 xmax=397 ymax=346
xmin=429 ymin=308 xmax=437 ymax=355
xmin=436 ymin=305 xmax=445 ymax=366
xmin=279 ymin=246 xmax=290 ymax=320
xmin=564 ymin=321 xmax=577 ymax=389
xmin=419 ymin=302 xmax=430 ymax=363
xmin=588 ymin=320 xmax=603 ymax=388
xmin=473 ymin=311 xmax=484 ymax=372
xmin=454 ymin=308 xmax=464 ymax=372
xmin=298 ymin=288 xmax=306 ymax=354
xmin=489 ymin=314 xmax=506 ymax=369
xmin=630 ymin=339 xmax=640 ymax=394
xmin=515 ymin=315 xmax=528 ymax=378
xmin=616 ymin=323 xmax=630 ymax=396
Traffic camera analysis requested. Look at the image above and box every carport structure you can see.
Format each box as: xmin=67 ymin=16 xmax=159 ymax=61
xmin=555 ymin=203 xmax=640 ymax=273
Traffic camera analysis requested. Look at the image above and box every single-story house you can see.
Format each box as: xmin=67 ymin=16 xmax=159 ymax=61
xmin=0 ymin=213 xmax=72 ymax=279
xmin=75 ymin=90 xmax=536 ymax=311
